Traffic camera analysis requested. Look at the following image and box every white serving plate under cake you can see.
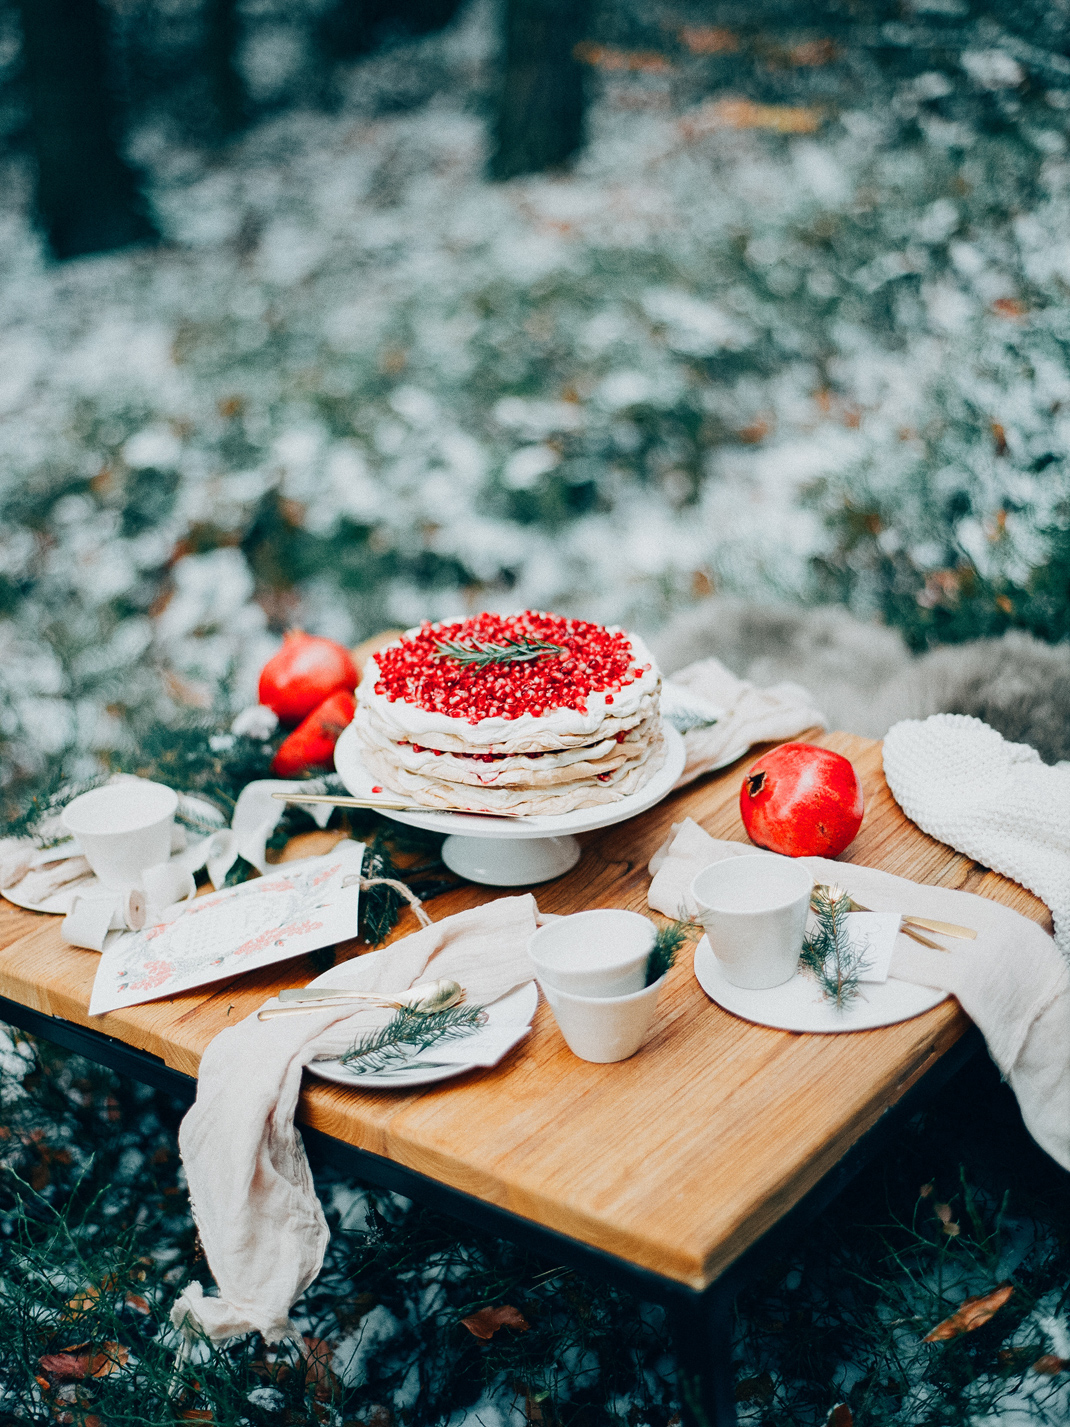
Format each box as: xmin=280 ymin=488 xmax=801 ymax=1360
xmin=334 ymin=720 xmax=686 ymax=887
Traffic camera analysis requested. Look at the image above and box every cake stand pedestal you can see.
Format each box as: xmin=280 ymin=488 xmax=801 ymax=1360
xmin=333 ymin=723 xmax=686 ymax=888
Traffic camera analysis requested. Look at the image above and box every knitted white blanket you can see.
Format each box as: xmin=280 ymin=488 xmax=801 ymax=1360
xmin=883 ymin=715 xmax=1070 ymax=965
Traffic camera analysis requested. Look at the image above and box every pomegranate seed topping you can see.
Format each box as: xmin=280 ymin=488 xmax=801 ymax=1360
xmin=374 ymin=611 xmax=641 ymax=724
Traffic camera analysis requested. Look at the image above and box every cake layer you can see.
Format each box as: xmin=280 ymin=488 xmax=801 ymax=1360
xmin=356 ymin=697 xmax=657 ymax=756
xmin=353 ymin=707 xmax=656 ymax=789
xmin=359 ymin=728 xmax=667 ymax=817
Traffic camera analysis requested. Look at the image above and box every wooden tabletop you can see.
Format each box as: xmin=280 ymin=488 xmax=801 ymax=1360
xmin=0 ymin=733 xmax=1051 ymax=1291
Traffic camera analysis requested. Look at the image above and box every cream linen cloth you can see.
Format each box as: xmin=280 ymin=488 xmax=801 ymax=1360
xmin=668 ymin=658 xmax=826 ymax=788
xmin=172 ymin=895 xmax=541 ymax=1349
xmin=648 ymin=820 xmax=1070 ymax=1172
xmin=883 ymin=714 xmax=1070 ymax=965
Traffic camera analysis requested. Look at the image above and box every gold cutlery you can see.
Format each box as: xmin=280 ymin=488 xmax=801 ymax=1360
xmin=270 ymin=792 xmax=524 ymax=819
xmin=811 ymin=884 xmax=974 ymax=951
xmin=257 ymin=977 xmax=464 ymax=1020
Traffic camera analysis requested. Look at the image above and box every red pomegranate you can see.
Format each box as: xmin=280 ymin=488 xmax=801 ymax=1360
xmin=258 ymin=631 xmax=358 ymax=726
xmin=739 ymin=742 xmax=863 ymax=859
xmin=271 ymin=689 xmax=356 ymax=777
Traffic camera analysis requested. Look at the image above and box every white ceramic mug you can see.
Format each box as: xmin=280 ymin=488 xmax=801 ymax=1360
xmin=61 ymin=781 xmax=179 ymax=891
xmin=690 ymin=853 xmax=813 ymax=990
xmin=528 ymin=908 xmax=655 ymax=998
xmin=538 ymin=973 xmax=665 ymax=1063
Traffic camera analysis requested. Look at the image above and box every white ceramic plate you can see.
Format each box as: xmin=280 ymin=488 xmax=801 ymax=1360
xmin=693 ymin=934 xmax=948 ymax=1033
xmin=306 ymin=978 xmax=539 ymax=1090
xmin=333 ymin=720 xmax=686 ymax=841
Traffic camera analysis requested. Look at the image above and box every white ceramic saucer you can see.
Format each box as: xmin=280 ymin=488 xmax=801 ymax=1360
xmin=693 ymin=934 xmax=948 ymax=1033
xmin=306 ymin=973 xmax=538 ymax=1090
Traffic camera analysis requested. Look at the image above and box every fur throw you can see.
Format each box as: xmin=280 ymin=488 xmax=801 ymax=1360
xmin=653 ymin=600 xmax=1070 ymax=765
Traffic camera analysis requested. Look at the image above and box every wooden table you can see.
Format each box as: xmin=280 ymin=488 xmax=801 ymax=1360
xmin=0 ymin=733 xmax=1050 ymax=1424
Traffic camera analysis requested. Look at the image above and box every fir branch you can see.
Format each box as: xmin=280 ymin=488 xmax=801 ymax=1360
xmin=645 ymin=918 xmax=695 ymax=986
xmin=340 ymin=1004 xmax=487 ymax=1075
xmin=432 ymin=636 xmax=566 ymax=667
xmin=800 ymin=884 xmax=870 ymax=1010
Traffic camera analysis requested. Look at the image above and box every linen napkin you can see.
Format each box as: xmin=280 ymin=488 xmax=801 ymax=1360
xmin=883 ymin=714 xmax=1070 ymax=965
xmin=649 ymin=820 xmax=1069 ymax=1172
xmin=666 ymin=658 xmax=826 ymax=788
xmin=172 ymin=895 xmax=541 ymax=1350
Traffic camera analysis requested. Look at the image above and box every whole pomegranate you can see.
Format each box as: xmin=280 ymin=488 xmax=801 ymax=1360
xmin=271 ymin=689 xmax=356 ymax=777
xmin=258 ymin=631 xmax=358 ymax=726
xmin=739 ymin=742 xmax=863 ymax=858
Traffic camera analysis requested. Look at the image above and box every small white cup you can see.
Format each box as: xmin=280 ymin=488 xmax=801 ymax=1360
xmin=61 ymin=781 xmax=179 ymax=891
xmin=539 ymin=974 xmax=665 ymax=1063
xmin=528 ymin=909 xmax=655 ymax=999
xmin=691 ymin=853 xmax=813 ymax=990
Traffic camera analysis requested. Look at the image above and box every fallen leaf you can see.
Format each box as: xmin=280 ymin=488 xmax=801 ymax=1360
xmin=460 ymin=1305 xmax=530 ymax=1340
xmin=992 ymin=297 xmax=1026 ymax=320
xmin=64 ymin=1276 xmax=118 ymax=1317
xmin=124 ymin=1292 xmax=151 ymax=1315
xmin=680 ymin=26 xmax=739 ymax=54
xmin=301 ymin=1335 xmax=339 ymax=1402
xmin=177 ymin=1413 xmax=214 ymax=1422
xmin=788 ymin=39 xmax=840 ymax=66
xmin=735 ymin=1373 xmax=774 ymax=1403
xmin=924 ymin=1283 xmax=1015 ymax=1341
xmin=826 ymin=1405 xmax=853 ymax=1427
xmin=39 ymin=1342 xmax=129 ymax=1380
xmin=991 ymin=421 xmax=1008 ymax=456
xmin=681 ymin=98 xmax=822 ymax=138
xmin=573 ymin=42 xmax=673 ymax=73
xmin=1032 ymin=1354 xmax=1069 ymax=1375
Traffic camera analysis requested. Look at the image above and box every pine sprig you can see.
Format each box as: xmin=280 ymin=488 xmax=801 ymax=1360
xmin=645 ymin=918 xmax=695 ymax=986
xmin=432 ymin=636 xmax=566 ymax=667
xmin=340 ymin=1004 xmax=487 ymax=1075
xmin=800 ymin=884 xmax=870 ymax=1010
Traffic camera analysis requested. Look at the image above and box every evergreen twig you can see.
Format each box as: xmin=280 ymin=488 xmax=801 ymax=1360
xmin=645 ymin=918 xmax=695 ymax=986
xmin=432 ymin=636 xmax=566 ymax=666
xmin=340 ymin=1004 xmax=487 ymax=1075
xmin=800 ymin=883 xmax=870 ymax=1009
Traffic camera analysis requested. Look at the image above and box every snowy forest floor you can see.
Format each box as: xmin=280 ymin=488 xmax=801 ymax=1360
xmin=0 ymin=1021 xmax=1067 ymax=1426
xmin=3 ymin=0 xmax=1070 ymax=1420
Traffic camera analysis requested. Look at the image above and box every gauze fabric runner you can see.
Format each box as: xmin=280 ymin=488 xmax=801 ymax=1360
xmin=172 ymin=895 xmax=541 ymax=1348
xmin=883 ymin=714 xmax=1070 ymax=965
xmin=668 ymin=658 xmax=826 ymax=789
xmin=648 ymin=820 xmax=1069 ymax=1172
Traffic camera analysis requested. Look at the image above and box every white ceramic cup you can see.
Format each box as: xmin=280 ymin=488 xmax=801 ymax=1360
xmin=527 ymin=909 xmax=656 ymax=999
xmin=61 ymin=781 xmax=179 ymax=891
xmin=538 ymin=973 xmax=665 ymax=1063
xmin=690 ymin=853 xmax=813 ymax=990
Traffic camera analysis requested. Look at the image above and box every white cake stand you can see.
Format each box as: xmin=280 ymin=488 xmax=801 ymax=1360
xmin=333 ymin=721 xmax=686 ymax=887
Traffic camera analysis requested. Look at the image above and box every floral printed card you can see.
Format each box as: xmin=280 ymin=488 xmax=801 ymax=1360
xmin=89 ymin=842 xmax=365 ymax=1015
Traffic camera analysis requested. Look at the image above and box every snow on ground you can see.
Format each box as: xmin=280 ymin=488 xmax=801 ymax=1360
xmin=2 ymin=0 xmax=1070 ymax=792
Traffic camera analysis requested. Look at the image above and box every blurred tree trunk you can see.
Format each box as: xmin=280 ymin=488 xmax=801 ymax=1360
xmin=204 ymin=0 xmax=246 ymax=139
xmin=320 ymin=0 xmax=465 ymax=61
xmin=490 ymin=0 xmax=590 ymax=180
xmin=16 ymin=0 xmax=157 ymax=259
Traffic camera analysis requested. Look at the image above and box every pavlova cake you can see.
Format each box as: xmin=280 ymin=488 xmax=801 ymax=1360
xmin=353 ymin=610 xmax=664 ymax=816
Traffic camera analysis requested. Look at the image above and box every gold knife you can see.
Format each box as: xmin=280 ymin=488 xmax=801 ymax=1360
xmin=270 ymin=792 xmax=524 ymax=819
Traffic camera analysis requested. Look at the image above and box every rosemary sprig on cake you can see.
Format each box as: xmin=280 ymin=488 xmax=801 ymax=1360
xmin=432 ymin=635 xmax=567 ymax=667
xmin=340 ymin=1004 xmax=487 ymax=1075
xmin=799 ymin=883 xmax=870 ymax=1009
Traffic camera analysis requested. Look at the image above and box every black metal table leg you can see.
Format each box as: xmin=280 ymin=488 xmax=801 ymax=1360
xmin=669 ymin=1290 xmax=736 ymax=1427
